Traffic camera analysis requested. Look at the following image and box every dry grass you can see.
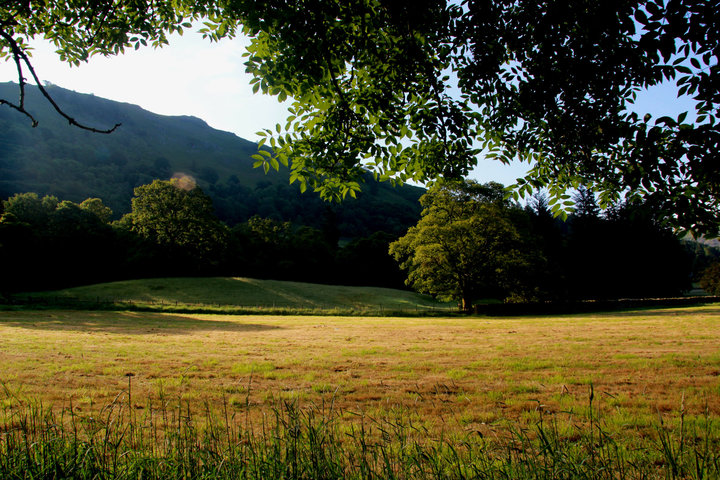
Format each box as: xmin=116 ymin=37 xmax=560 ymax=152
xmin=1 ymin=305 xmax=718 ymax=441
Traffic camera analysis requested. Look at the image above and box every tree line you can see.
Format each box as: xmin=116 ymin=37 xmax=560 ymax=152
xmin=0 ymin=180 xmax=405 ymax=293
xmin=0 ymin=178 xmax=715 ymax=303
xmin=391 ymin=181 xmax=714 ymax=310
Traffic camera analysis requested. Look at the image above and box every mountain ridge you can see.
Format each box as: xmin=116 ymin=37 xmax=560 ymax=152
xmin=0 ymin=82 xmax=423 ymax=237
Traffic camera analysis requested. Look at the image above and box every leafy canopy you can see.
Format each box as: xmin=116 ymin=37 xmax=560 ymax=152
xmin=3 ymin=0 xmax=719 ymax=234
xmin=126 ymin=178 xmax=229 ymax=260
xmin=229 ymin=0 xmax=720 ymax=234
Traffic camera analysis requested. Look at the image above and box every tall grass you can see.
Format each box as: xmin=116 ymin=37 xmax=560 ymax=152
xmin=1 ymin=384 xmax=717 ymax=479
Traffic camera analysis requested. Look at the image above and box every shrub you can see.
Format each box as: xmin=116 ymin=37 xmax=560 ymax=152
xmin=699 ymin=262 xmax=720 ymax=295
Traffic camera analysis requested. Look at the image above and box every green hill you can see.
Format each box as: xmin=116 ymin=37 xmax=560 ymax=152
xmin=19 ymin=277 xmax=453 ymax=314
xmin=0 ymin=82 xmax=423 ymax=237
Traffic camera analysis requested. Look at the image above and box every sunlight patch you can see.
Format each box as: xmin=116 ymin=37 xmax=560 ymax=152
xmin=171 ymin=173 xmax=196 ymax=190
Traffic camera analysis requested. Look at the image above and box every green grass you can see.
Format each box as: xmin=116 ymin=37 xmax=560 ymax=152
xmin=0 ymin=391 xmax=717 ymax=479
xmin=13 ymin=277 xmax=455 ymax=315
xmin=1 ymin=304 xmax=719 ymax=477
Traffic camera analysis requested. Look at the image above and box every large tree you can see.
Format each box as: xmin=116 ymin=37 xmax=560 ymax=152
xmin=125 ymin=179 xmax=230 ymax=269
xmin=389 ymin=181 xmax=534 ymax=310
xmin=3 ymin=0 xmax=718 ymax=234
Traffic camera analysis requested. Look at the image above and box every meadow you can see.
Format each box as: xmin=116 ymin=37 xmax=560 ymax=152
xmin=1 ymin=304 xmax=719 ymax=477
xmin=17 ymin=277 xmax=455 ymax=314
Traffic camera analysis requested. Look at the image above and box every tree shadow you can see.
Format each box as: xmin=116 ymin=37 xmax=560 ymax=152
xmin=482 ymin=299 xmax=720 ymax=317
xmin=0 ymin=310 xmax=282 ymax=335
xmin=594 ymin=305 xmax=720 ymax=318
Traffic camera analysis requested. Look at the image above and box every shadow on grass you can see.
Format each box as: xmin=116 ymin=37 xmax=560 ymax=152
xmin=480 ymin=297 xmax=720 ymax=317
xmin=587 ymin=305 xmax=720 ymax=318
xmin=0 ymin=310 xmax=282 ymax=335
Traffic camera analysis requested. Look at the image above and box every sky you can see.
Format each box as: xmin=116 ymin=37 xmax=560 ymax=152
xmin=0 ymin=28 xmax=699 ymax=189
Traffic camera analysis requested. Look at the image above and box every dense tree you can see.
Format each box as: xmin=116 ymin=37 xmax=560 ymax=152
xmin=79 ymin=198 xmax=113 ymax=223
xmin=2 ymin=192 xmax=58 ymax=226
xmin=124 ymin=179 xmax=230 ymax=271
xmin=564 ymin=188 xmax=611 ymax=298
xmin=231 ymin=217 xmax=336 ymax=282
xmin=686 ymin=240 xmax=720 ymax=280
xmin=336 ymin=231 xmax=406 ymax=289
xmin=0 ymin=196 xmax=46 ymax=290
xmin=45 ymin=200 xmax=119 ymax=284
xmin=0 ymin=185 xmax=699 ymax=298
xmin=0 ymin=194 xmax=117 ymax=290
xmin=390 ymin=181 xmax=535 ymax=310
xmin=602 ymin=200 xmax=691 ymax=297
xmin=699 ymin=262 xmax=720 ymax=295
xmin=526 ymin=191 xmax=692 ymax=300
xmin=524 ymin=193 xmax=568 ymax=300
xmin=573 ymin=187 xmax=601 ymax=220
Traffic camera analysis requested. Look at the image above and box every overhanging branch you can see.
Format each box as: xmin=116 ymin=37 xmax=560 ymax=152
xmin=0 ymin=28 xmax=121 ymax=133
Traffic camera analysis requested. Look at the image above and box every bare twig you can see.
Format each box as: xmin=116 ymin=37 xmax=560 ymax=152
xmin=0 ymin=28 xmax=121 ymax=133
xmin=0 ymin=25 xmax=38 ymax=125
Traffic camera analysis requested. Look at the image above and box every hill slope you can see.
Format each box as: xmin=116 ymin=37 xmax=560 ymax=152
xmin=0 ymin=82 xmax=423 ymax=236
xmin=20 ymin=277 xmax=452 ymax=313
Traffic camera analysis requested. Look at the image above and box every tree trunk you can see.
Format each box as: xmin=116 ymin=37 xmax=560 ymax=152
xmin=461 ymin=296 xmax=472 ymax=312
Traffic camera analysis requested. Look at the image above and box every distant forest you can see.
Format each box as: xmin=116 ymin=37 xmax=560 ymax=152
xmin=0 ymin=187 xmax=407 ymax=293
xmin=1 ymin=183 xmax=717 ymax=302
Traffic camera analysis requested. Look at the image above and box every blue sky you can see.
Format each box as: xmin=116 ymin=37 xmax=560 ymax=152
xmin=0 ymin=29 xmax=699 ymax=188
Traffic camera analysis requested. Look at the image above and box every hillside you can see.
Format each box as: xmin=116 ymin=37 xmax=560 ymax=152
xmin=0 ymin=82 xmax=423 ymax=237
xmin=18 ymin=277 xmax=453 ymax=313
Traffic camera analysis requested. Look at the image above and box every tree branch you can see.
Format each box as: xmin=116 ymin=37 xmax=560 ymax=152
xmin=0 ymin=25 xmax=38 ymax=126
xmin=0 ymin=28 xmax=121 ymax=133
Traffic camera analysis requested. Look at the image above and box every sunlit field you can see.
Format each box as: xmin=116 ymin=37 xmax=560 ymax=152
xmin=18 ymin=276 xmax=455 ymax=314
xmin=1 ymin=305 xmax=719 ymax=477
xmin=2 ymin=306 xmax=718 ymax=425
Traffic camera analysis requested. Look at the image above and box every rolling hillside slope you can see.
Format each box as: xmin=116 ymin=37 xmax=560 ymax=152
xmin=20 ymin=277 xmax=453 ymax=313
xmin=0 ymin=82 xmax=423 ymax=236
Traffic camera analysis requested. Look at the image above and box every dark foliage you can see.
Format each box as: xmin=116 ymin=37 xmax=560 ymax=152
xmin=525 ymin=194 xmax=693 ymax=301
xmin=0 ymin=187 xmax=408 ymax=292
xmin=0 ymin=193 xmax=121 ymax=291
xmin=0 ymin=184 xmax=697 ymax=298
xmin=700 ymin=262 xmax=720 ymax=295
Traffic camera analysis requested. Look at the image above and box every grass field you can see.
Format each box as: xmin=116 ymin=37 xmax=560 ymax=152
xmin=16 ymin=277 xmax=455 ymax=314
xmin=1 ymin=305 xmax=719 ymax=477
xmin=1 ymin=306 xmax=718 ymax=427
